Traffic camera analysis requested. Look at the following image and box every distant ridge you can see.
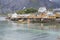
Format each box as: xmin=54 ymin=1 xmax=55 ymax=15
xmin=0 ymin=0 xmax=60 ymax=14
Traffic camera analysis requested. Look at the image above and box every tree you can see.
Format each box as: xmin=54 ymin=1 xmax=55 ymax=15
xmin=16 ymin=10 xmax=25 ymax=14
xmin=16 ymin=8 xmax=38 ymax=14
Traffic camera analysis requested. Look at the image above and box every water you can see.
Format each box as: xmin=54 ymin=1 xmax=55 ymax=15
xmin=0 ymin=17 xmax=60 ymax=40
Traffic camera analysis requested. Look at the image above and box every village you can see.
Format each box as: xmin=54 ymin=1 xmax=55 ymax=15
xmin=7 ymin=7 xmax=60 ymax=23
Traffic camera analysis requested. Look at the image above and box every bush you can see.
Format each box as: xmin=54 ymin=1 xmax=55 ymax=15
xmin=16 ymin=8 xmax=38 ymax=14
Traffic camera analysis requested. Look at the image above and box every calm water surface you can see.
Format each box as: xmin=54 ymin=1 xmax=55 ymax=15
xmin=0 ymin=17 xmax=60 ymax=40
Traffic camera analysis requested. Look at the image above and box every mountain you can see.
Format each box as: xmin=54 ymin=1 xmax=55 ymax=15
xmin=0 ymin=0 xmax=60 ymax=14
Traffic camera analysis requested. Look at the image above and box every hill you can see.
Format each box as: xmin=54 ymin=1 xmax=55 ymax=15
xmin=0 ymin=0 xmax=60 ymax=14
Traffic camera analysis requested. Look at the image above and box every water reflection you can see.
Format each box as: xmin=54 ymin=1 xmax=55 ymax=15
xmin=0 ymin=20 xmax=60 ymax=40
xmin=27 ymin=23 xmax=60 ymax=32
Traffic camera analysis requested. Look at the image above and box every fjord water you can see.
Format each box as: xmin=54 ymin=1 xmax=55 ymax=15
xmin=0 ymin=17 xmax=60 ymax=40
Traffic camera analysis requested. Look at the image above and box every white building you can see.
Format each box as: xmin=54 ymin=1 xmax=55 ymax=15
xmin=38 ymin=7 xmax=47 ymax=13
xmin=11 ymin=13 xmax=18 ymax=18
xmin=18 ymin=14 xmax=30 ymax=18
xmin=47 ymin=11 xmax=54 ymax=16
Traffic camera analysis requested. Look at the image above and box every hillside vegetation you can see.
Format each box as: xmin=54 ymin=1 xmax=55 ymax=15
xmin=16 ymin=8 xmax=38 ymax=14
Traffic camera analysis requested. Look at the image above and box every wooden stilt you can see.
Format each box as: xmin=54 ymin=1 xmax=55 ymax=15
xmin=27 ymin=18 xmax=30 ymax=23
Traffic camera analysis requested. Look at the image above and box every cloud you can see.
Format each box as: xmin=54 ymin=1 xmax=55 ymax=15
xmin=49 ymin=0 xmax=53 ymax=2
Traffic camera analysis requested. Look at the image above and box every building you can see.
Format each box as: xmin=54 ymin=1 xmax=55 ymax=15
xmin=38 ymin=7 xmax=47 ymax=13
xmin=17 ymin=14 xmax=31 ymax=18
xmin=11 ymin=13 xmax=18 ymax=18
xmin=47 ymin=11 xmax=56 ymax=19
xmin=54 ymin=11 xmax=60 ymax=18
xmin=53 ymin=8 xmax=60 ymax=18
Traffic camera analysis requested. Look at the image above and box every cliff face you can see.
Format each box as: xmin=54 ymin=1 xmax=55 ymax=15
xmin=26 ymin=0 xmax=60 ymax=8
xmin=0 ymin=0 xmax=29 ymax=13
xmin=0 ymin=0 xmax=60 ymax=14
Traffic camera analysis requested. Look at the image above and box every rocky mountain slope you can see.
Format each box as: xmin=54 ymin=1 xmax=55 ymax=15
xmin=0 ymin=0 xmax=60 ymax=14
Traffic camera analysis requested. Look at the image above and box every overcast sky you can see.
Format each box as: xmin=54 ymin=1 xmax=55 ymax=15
xmin=49 ymin=0 xmax=60 ymax=2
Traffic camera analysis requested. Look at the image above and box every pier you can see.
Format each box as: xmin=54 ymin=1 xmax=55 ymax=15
xmin=10 ymin=15 xmax=56 ymax=23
